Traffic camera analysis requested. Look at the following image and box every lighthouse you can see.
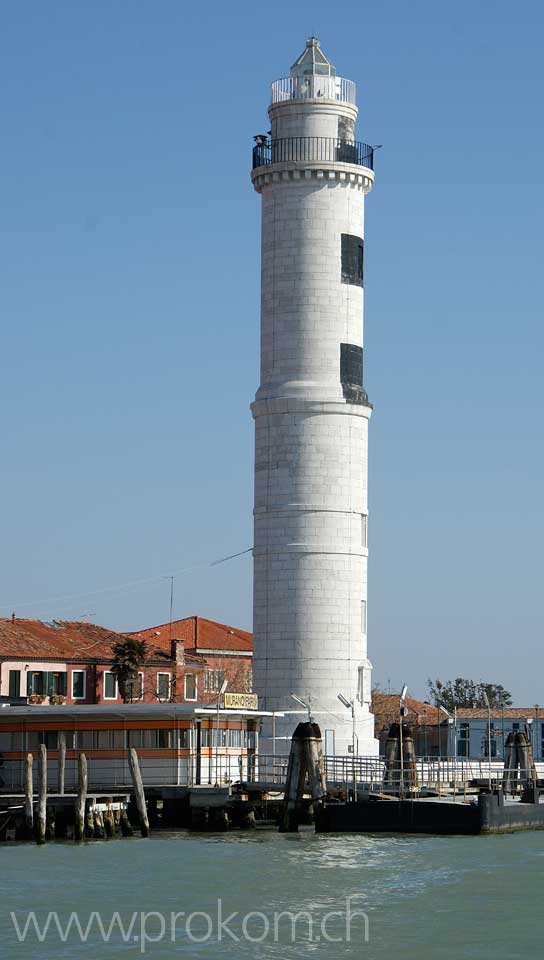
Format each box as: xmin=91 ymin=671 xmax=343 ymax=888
xmin=251 ymin=38 xmax=378 ymax=757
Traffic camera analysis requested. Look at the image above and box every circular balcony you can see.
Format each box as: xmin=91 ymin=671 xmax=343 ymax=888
xmin=271 ymin=75 xmax=356 ymax=105
xmin=252 ymin=137 xmax=374 ymax=171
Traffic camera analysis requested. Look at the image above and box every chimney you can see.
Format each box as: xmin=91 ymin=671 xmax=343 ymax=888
xmin=171 ymin=639 xmax=184 ymax=665
xmin=11 ymin=612 xmax=15 ymax=623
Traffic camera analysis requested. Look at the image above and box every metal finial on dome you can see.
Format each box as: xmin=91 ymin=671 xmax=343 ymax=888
xmin=290 ymin=37 xmax=336 ymax=78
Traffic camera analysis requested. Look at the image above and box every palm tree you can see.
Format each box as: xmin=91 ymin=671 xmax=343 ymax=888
xmin=110 ymin=638 xmax=148 ymax=704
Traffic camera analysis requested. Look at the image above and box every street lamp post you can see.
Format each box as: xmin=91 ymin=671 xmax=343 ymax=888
xmin=214 ymin=678 xmax=228 ymax=786
xmin=291 ymin=693 xmax=312 ymax=722
xmin=482 ymin=691 xmax=492 ymax=791
xmin=399 ymin=685 xmax=408 ymax=799
xmin=438 ymin=704 xmax=454 ymax=792
xmin=338 ymin=694 xmax=357 ymax=802
xmin=422 ymin=707 xmax=428 ymax=760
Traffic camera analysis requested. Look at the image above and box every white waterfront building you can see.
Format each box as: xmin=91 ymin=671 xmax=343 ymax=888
xmin=251 ymin=39 xmax=378 ymax=756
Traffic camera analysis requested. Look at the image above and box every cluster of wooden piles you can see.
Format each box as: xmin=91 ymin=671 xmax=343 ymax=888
xmin=0 ymin=744 xmax=149 ymax=843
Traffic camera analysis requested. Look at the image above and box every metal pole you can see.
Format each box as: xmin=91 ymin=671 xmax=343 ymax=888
xmin=436 ymin=697 xmax=441 ymax=795
xmin=352 ymin=701 xmax=357 ymax=803
xmin=423 ymin=710 xmax=428 ymax=760
xmin=487 ymin=703 xmax=492 ymax=791
xmin=399 ymin=707 xmax=404 ymax=799
xmin=215 ymin=696 xmax=220 ymax=786
xmin=436 ymin=696 xmax=441 ymax=761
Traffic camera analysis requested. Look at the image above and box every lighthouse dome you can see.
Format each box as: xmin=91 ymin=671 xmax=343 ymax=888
xmin=290 ymin=37 xmax=336 ymax=78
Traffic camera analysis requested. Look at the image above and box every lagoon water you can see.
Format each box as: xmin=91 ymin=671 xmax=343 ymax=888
xmin=1 ymin=830 xmax=542 ymax=958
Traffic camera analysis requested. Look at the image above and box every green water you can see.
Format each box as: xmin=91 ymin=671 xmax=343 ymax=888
xmin=1 ymin=830 xmax=542 ymax=958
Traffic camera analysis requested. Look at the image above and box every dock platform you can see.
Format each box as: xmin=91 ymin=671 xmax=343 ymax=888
xmin=315 ymin=791 xmax=544 ymax=835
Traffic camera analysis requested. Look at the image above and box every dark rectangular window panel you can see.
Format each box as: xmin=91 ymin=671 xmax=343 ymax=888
xmin=341 ymin=342 xmax=363 ymax=386
xmin=47 ymin=672 xmax=67 ymax=697
xmin=28 ymin=672 xmax=45 ymax=696
xmin=9 ymin=670 xmax=20 ymax=699
xmin=72 ymin=671 xmax=85 ymax=699
xmin=341 ymin=234 xmax=364 ymax=286
xmin=340 ymin=343 xmax=370 ymax=406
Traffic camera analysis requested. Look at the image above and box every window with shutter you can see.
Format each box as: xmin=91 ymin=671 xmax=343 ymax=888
xmin=28 ymin=672 xmax=45 ymax=696
xmin=8 ymin=670 xmax=21 ymax=699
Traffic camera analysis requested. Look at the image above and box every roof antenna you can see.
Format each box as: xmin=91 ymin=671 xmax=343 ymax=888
xmin=163 ymin=575 xmax=175 ymax=643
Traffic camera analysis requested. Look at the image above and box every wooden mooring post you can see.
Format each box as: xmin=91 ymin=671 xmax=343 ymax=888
xmin=37 ymin=743 xmax=47 ymax=845
xmin=128 ymin=748 xmax=149 ymax=837
xmin=75 ymin=753 xmax=88 ymax=843
xmin=57 ymin=732 xmax=66 ymax=795
xmin=280 ymin=722 xmax=327 ymax=833
xmin=24 ymin=753 xmax=34 ymax=839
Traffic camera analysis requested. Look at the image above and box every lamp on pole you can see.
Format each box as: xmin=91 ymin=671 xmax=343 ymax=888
xmin=422 ymin=707 xmax=428 ymax=760
xmin=435 ymin=680 xmax=443 ymax=761
xmin=338 ymin=694 xmax=357 ymax=802
xmin=399 ymin=685 xmax=408 ymax=798
xmin=291 ymin=693 xmax=312 ymax=722
xmin=214 ymin=678 xmax=228 ymax=786
xmin=482 ymin=690 xmax=492 ymax=791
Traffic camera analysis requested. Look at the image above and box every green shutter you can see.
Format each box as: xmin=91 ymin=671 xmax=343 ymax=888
xmin=59 ymin=673 xmax=67 ymax=696
xmin=9 ymin=670 xmax=21 ymax=699
xmin=47 ymin=673 xmax=55 ymax=696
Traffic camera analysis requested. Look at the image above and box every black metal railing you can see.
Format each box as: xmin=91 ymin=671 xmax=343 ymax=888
xmin=252 ymin=137 xmax=374 ymax=171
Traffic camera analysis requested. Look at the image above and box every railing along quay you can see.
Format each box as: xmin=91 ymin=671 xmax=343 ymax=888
xmin=252 ymin=137 xmax=374 ymax=171
xmin=3 ymin=754 xmax=543 ymax=794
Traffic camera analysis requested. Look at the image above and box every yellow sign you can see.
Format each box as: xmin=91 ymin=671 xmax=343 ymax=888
xmin=223 ymin=692 xmax=258 ymax=710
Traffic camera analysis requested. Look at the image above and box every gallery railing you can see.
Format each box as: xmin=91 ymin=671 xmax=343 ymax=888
xmin=252 ymin=137 xmax=374 ymax=170
xmin=270 ymin=75 xmax=356 ymax=104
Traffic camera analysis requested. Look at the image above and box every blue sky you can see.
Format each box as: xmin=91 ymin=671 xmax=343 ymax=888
xmin=0 ymin=1 xmax=542 ymax=703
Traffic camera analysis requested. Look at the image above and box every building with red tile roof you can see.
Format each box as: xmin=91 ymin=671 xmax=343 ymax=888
xmin=128 ymin=617 xmax=253 ymax=698
xmin=372 ymin=693 xmax=544 ymax=760
xmin=372 ymin=691 xmax=451 ymax=757
xmin=0 ymin=615 xmax=253 ymax=708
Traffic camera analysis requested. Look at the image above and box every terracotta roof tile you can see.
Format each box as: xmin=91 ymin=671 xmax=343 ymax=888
xmin=0 ymin=619 xmax=174 ymax=663
xmin=0 ymin=619 xmax=129 ymax=661
xmin=129 ymin=616 xmax=252 ymax=653
xmin=456 ymin=707 xmax=543 ymax=720
xmin=371 ymin=691 xmax=446 ymax=729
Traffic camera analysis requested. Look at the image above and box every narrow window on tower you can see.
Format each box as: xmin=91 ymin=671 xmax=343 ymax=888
xmin=341 ymin=234 xmax=364 ymax=286
xmin=340 ymin=343 xmax=369 ymax=406
xmin=361 ymin=515 xmax=368 ymax=548
xmin=361 ymin=600 xmax=367 ymax=635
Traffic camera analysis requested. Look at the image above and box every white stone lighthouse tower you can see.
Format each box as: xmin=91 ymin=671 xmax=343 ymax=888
xmin=251 ymin=38 xmax=378 ymax=756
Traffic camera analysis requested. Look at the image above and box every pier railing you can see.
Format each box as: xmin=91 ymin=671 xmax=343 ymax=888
xmin=252 ymin=137 xmax=374 ymax=171
xmin=1 ymin=754 xmax=542 ymax=795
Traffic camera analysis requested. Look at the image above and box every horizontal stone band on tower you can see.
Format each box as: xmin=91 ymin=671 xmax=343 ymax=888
xmin=251 ymin=165 xmax=374 ymax=195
